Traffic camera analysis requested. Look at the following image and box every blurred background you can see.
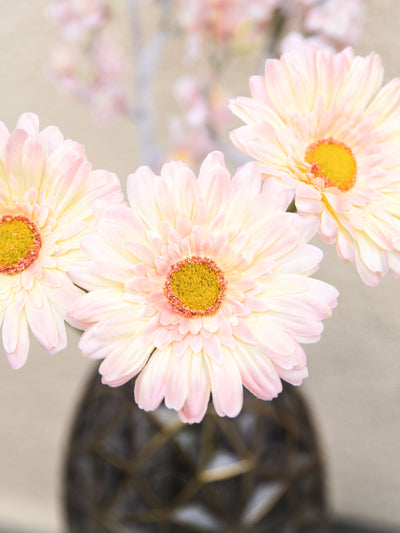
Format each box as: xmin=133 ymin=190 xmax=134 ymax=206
xmin=0 ymin=0 xmax=399 ymax=531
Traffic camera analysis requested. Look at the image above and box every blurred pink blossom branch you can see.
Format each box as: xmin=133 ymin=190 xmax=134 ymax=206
xmin=45 ymin=0 xmax=364 ymax=168
xmin=45 ymin=0 xmax=130 ymax=124
xmin=128 ymin=0 xmax=173 ymax=166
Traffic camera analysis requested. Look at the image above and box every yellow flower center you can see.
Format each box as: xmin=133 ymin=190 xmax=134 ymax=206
xmin=164 ymin=256 xmax=226 ymax=318
xmin=0 ymin=215 xmax=41 ymax=275
xmin=305 ymin=137 xmax=357 ymax=192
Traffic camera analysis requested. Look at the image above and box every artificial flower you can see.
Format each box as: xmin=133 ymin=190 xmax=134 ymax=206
xmin=229 ymin=46 xmax=400 ymax=285
xmin=0 ymin=112 xmax=123 ymax=369
xmin=70 ymin=151 xmax=338 ymax=423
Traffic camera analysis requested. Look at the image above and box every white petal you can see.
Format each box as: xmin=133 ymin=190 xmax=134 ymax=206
xmin=232 ymin=344 xmax=282 ymax=401
xmin=206 ymin=350 xmax=243 ymax=418
xmin=179 ymin=353 xmax=210 ymax=423
xmin=2 ymin=302 xmax=29 ymax=368
xmin=134 ymin=347 xmax=173 ymax=411
xmin=165 ymin=350 xmax=190 ymax=411
xmin=25 ymin=287 xmax=66 ymax=354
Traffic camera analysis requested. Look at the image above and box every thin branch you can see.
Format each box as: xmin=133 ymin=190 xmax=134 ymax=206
xmin=129 ymin=0 xmax=174 ymax=167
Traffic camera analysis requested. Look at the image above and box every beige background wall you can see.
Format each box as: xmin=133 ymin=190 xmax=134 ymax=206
xmin=0 ymin=1 xmax=399 ymax=532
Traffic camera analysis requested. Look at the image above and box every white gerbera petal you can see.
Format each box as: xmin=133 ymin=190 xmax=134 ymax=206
xmin=3 ymin=302 xmax=30 ymax=369
xmin=135 ymin=347 xmax=173 ymax=411
xmin=231 ymin=344 xmax=282 ymax=401
xmin=207 ymin=350 xmax=243 ymax=418
xmin=179 ymin=352 xmax=210 ymax=424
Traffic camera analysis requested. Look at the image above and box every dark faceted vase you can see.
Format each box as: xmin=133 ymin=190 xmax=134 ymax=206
xmin=64 ymin=369 xmax=326 ymax=533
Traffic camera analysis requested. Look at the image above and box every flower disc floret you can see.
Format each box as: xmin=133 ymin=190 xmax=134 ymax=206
xmin=164 ymin=256 xmax=226 ymax=317
xmin=0 ymin=216 xmax=41 ymax=275
xmin=305 ymin=138 xmax=357 ymax=192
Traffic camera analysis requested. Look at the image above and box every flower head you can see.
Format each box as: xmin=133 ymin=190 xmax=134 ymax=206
xmin=229 ymin=47 xmax=400 ymax=286
xmin=305 ymin=0 xmax=364 ymax=48
xmin=46 ymin=0 xmax=109 ymax=40
xmin=180 ymin=0 xmax=278 ymax=58
xmin=71 ymin=152 xmax=338 ymax=423
xmin=0 ymin=113 xmax=123 ymax=368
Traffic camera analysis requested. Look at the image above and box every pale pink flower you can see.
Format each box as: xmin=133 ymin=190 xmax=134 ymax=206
xmin=174 ymin=77 xmax=209 ymax=128
xmin=86 ymin=36 xmax=130 ymax=123
xmin=84 ymin=80 xmax=129 ymax=125
xmin=305 ymin=0 xmax=364 ymax=48
xmin=169 ymin=75 xmax=233 ymax=169
xmin=230 ymin=47 xmax=400 ymax=285
xmin=208 ymin=84 xmax=234 ymax=129
xmin=0 ymin=113 xmax=123 ymax=369
xmin=71 ymin=152 xmax=338 ymax=423
xmin=280 ymin=31 xmax=335 ymax=54
xmin=169 ymin=119 xmax=215 ymax=167
xmin=90 ymin=35 xmax=127 ymax=80
xmin=173 ymin=75 xmax=232 ymax=129
xmin=46 ymin=35 xmax=129 ymax=124
xmin=180 ymin=0 xmax=278 ymax=57
xmin=46 ymin=41 xmax=82 ymax=95
xmin=180 ymin=0 xmax=243 ymax=47
xmin=46 ymin=0 xmax=109 ymax=40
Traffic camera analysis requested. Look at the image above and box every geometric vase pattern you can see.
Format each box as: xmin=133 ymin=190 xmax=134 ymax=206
xmin=64 ymin=369 xmax=326 ymax=533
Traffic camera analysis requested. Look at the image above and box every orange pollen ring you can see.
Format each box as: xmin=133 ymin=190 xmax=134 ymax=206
xmin=163 ymin=256 xmax=226 ymax=318
xmin=305 ymin=137 xmax=357 ymax=192
xmin=0 ymin=215 xmax=42 ymax=275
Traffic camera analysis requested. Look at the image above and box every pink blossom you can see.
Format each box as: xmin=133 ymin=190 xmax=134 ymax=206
xmin=170 ymin=74 xmax=233 ymax=168
xmin=174 ymin=76 xmax=232 ymax=130
xmin=169 ymin=119 xmax=216 ymax=166
xmin=305 ymin=0 xmax=364 ymax=47
xmin=174 ymin=77 xmax=209 ymax=127
xmin=46 ymin=0 xmax=109 ymax=40
xmin=180 ymin=0 xmax=279 ymax=56
xmin=90 ymin=35 xmax=127 ymax=80
xmin=85 ymin=81 xmax=129 ymax=125
xmin=280 ymin=31 xmax=335 ymax=54
xmin=46 ymin=41 xmax=81 ymax=94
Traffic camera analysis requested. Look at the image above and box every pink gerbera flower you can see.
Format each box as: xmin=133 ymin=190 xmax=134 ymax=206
xmin=229 ymin=46 xmax=400 ymax=286
xmin=71 ymin=152 xmax=338 ymax=423
xmin=0 ymin=113 xmax=123 ymax=369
